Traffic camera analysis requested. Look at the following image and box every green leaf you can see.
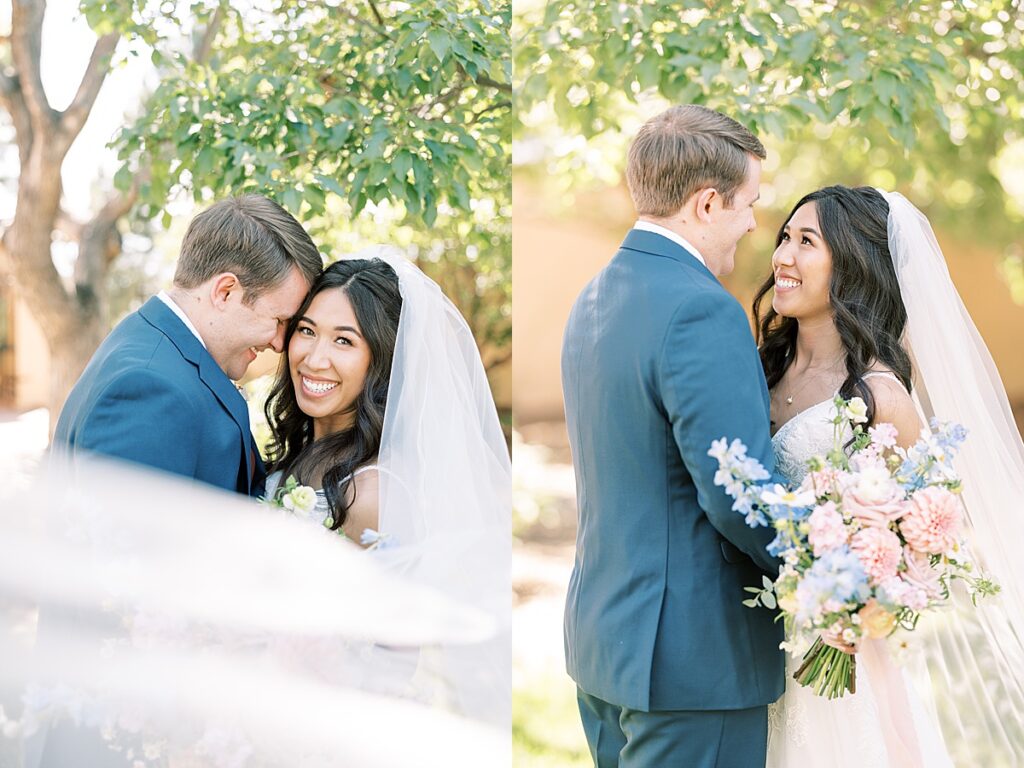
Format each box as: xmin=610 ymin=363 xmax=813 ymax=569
xmin=113 ymin=164 xmax=133 ymax=193
xmin=789 ymin=30 xmax=817 ymax=65
xmin=314 ymin=173 xmax=347 ymax=197
xmin=194 ymin=144 xmax=216 ymax=179
xmin=280 ymin=187 xmax=302 ymax=214
xmin=427 ymin=29 xmax=451 ymax=63
xmin=392 ymin=150 xmax=414 ymax=180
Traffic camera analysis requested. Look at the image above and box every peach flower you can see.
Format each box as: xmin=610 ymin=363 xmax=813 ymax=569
xmin=851 ymin=525 xmax=902 ymax=584
xmin=900 ymin=486 xmax=962 ymax=555
xmin=859 ymin=598 xmax=898 ymax=639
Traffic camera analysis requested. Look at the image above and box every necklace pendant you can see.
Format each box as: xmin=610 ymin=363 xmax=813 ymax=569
xmin=786 ymin=396 xmax=794 ymax=405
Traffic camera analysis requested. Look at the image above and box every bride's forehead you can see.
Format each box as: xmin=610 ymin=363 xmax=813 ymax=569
xmin=788 ymin=202 xmax=819 ymax=225
xmin=306 ymin=288 xmax=360 ymax=322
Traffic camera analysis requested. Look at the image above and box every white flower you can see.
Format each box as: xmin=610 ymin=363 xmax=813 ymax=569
xmin=845 ymin=397 xmax=869 ymax=424
xmin=850 ymin=465 xmax=902 ymax=505
xmin=761 ymin=484 xmax=816 ymax=508
xmin=282 ymin=485 xmax=318 ymax=514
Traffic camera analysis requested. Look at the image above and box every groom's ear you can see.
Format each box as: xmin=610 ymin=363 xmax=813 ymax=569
xmin=210 ymin=272 xmax=242 ymax=310
xmin=694 ymin=187 xmax=719 ymax=224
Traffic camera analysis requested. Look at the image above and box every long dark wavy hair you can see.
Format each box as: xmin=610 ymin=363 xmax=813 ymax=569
xmin=265 ymin=258 xmax=402 ymax=529
xmin=752 ymin=186 xmax=912 ymax=427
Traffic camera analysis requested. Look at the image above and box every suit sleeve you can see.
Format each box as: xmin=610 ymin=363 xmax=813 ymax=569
xmin=659 ymin=289 xmax=782 ymax=575
xmin=75 ymin=368 xmax=201 ymax=480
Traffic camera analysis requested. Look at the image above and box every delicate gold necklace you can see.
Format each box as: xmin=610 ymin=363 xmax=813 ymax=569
xmin=779 ymin=357 xmax=846 ymax=406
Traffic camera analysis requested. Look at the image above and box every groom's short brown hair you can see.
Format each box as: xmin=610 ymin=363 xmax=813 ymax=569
xmin=626 ymin=105 xmax=766 ymax=217
xmin=174 ymin=195 xmax=322 ymax=303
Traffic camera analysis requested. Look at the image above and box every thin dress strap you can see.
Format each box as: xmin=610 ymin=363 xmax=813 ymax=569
xmin=861 ymin=371 xmax=902 ymax=385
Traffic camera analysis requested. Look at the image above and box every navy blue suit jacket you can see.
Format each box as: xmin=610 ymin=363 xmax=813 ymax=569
xmin=561 ymin=229 xmax=785 ymax=712
xmin=53 ymin=296 xmax=265 ymax=496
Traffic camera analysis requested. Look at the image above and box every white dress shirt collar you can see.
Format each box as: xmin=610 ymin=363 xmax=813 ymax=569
xmin=632 ymin=220 xmax=707 ymax=268
xmin=157 ymin=291 xmax=207 ymax=349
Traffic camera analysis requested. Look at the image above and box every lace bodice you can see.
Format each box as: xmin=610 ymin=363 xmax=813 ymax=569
xmin=771 ymin=399 xmax=845 ymax=486
xmin=770 ymin=372 xmax=900 ymax=485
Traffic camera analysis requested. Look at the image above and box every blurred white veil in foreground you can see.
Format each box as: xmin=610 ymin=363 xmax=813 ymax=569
xmin=0 ymin=455 xmax=507 ymax=767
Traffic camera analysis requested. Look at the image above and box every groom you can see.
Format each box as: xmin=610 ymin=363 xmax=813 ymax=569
xmin=561 ymin=105 xmax=785 ymax=767
xmin=53 ymin=194 xmax=322 ymax=497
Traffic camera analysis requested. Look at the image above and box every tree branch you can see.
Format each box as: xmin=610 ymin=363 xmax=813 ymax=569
xmin=470 ymin=100 xmax=511 ymax=124
xmin=10 ymin=0 xmax=56 ymax=133
xmin=367 ymin=0 xmax=385 ymax=27
xmin=472 ymin=73 xmax=512 ymax=94
xmin=194 ymin=3 xmax=227 ymax=64
xmin=58 ymin=31 xmax=119 ymax=149
xmin=0 ymin=71 xmax=34 ymax=164
xmin=338 ymin=8 xmax=393 ymax=41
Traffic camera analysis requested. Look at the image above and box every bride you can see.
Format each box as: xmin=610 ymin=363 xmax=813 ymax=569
xmin=755 ymin=185 xmax=1024 ymax=765
xmin=262 ymin=248 xmax=512 ymax=723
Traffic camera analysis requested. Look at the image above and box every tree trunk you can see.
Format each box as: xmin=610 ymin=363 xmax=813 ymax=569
xmin=47 ymin=327 xmax=102 ymax=437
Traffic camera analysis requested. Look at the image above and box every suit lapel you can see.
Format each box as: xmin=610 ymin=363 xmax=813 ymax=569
xmin=138 ymin=296 xmax=256 ymax=490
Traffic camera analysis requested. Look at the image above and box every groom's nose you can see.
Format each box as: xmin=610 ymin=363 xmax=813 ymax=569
xmin=269 ymin=321 xmax=287 ymax=353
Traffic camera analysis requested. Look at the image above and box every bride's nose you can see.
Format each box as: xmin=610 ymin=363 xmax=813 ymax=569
xmin=305 ymin=339 xmax=331 ymax=370
xmin=773 ymin=243 xmax=795 ymax=270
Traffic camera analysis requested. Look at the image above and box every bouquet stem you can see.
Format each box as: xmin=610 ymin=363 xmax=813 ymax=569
xmin=793 ymin=637 xmax=857 ymax=698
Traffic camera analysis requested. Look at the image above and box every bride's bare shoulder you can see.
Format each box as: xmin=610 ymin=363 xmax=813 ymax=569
xmin=862 ymin=368 xmax=921 ymax=447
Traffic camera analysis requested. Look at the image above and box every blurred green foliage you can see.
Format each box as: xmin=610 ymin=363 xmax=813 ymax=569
xmin=95 ymin=0 xmax=511 ymax=359
xmin=514 ymin=674 xmax=591 ymax=767
xmin=514 ymin=1 xmax=1024 ymax=294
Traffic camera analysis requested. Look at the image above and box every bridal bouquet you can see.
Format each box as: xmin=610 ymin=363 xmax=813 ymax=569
xmin=709 ymin=397 xmax=998 ymax=698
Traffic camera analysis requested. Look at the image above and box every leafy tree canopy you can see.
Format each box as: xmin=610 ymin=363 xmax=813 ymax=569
xmin=105 ymin=0 xmax=511 ymax=356
xmin=514 ymin=0 xmax=1024 ymax=296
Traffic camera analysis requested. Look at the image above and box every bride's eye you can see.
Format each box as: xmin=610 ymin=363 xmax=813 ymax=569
xmin=297 ymin=326 xmax=315 ymax=337
xmin=335 ymin=336 xmax=353 ymax=346
xmin=802 ymin=236 xmax=812 ymax=245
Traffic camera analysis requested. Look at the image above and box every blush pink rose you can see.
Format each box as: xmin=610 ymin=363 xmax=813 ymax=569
xmin=900 ymin=486 xmax=962 ymax=554
xmin=807 ymin=501 xmax=848 ymax=556
xmin=842 ymin=466 xmax=906 ymax=528
xmin=851 ymin=525 xmax=902 ymax=584
xmin=901 ymin=546 xmax=944 ymax=604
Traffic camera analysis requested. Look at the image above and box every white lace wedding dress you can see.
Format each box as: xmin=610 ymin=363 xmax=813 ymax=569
xmin=766 ymin=373 xmax=954 ymax=768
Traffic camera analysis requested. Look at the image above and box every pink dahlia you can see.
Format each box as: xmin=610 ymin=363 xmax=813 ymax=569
xmin=851 ymin=525 xmax=902 ymax=584
xmin=807 ymin=501 xmax=848 ymax=556
xmin=900 ymin=486 xmax=962 ymax=555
